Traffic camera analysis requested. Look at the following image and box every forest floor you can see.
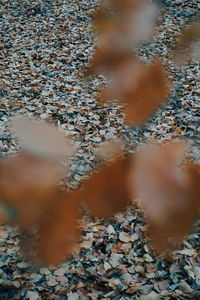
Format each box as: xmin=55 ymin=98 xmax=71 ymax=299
xmin=0 ymin=0 xmax=199 ymax=299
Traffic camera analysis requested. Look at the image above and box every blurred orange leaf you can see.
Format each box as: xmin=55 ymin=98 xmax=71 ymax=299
xmin=131 ymin=141 xmax=200 ymax=253
xmin=0 ymin=152 xmax=65 ymax=228
xmin=81 ymin=155 xmax=133 ymax=218
xmin=11 ymin=118 xmax=73 ymax=158
xmin=172 ymin=21 xmax=200 ymax=65
xmin=32 ymin=192 xmax=80 ymax=266
xmin=101 ymin=59 xmax=171 ymax=125
xmin=87 ymin=0 xmax=159 ymax=74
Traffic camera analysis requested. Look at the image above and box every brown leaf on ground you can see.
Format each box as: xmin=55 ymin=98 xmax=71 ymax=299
xmin=101 ymin=60 xmax=171 ymax=125
xmin=32 ymin=192 xmax=80 ymax=266
xmin=172 ymin=21 xmax=200 ymax=65
xmin=0 ymin=152 xmax=65 ymax=228
xmin=131 ymin=141 xmax=200 ymax=254
xmin=81 ymin=155 xmax=133 ymax=218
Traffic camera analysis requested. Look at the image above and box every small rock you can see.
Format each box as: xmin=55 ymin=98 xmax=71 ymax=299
xmin=80 ymin=241 xmax=92 ymax=249
xmin=0 ymin=239 xmax=5 ymax=246
xmin=104 ymin=262 xmax=112 ymax=271
xmin=144 ymin=254 xmax=154 ymax=262
xmin=135 ymin=265 xmax=145 ymax=275
xmin=56 ymin=276 xmax=69 ymax=283
xmin=26 ymin=290 xmax=40 ymax=300
xmin=119 ymin=232 xmax=132 ymax=243
xmin=178 ymin=249 xmax=196 ymax=256
xmin=107 ymin=225 xmax=115 ymax=235
xmin=67 ymin=292 xmax=79 ymax=300
xmin=30 ymin=273 xmax=42 ymax=282
xmin=0 ymin=231 xmax=9 ymax=239
xmin=17 ymin=262 xmax=30 ymax=269
xmin=40 ymin=268 xmax=50 ymax=275
xmin=54 ymin=268 xmax=66 ymax=276
xmin=139 ymin=291 xmax=160 ymax=300
xmin=47 ymin=275 xmax=57 ymax=287
xmin=110 ymin=253 xmax=123 ymax=267
xmin=179 ymin=280 xmax=193 ymax=294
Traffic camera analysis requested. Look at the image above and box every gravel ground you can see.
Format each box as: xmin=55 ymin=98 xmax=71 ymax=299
xmin=0 ymin=0 xmax=200 ymax=299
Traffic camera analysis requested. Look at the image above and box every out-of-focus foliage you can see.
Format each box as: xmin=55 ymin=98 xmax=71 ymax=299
xmin=172 ymin=21 xmax=200 ymax=65
xmin=0 ymin=152 xmax=65 ymax=229
xmin=28 ymin=192 xmax=81 ymax=266
xmin=11 ymin=117 xmax=73 ymax=158
xmin=80 ymin=154 xmax=132 ymax=218
xmin=88 ymin=0 xmax=159 ymax=74
xmin=131 ymin=142 xmax=200 ymax=254
xmin=0 ymin=0 xmax=199 ymax=266
xmin=101 ymin=59 xmax=171 ymax=125
xmin=87 ymin=0 xmax=171 ymax=125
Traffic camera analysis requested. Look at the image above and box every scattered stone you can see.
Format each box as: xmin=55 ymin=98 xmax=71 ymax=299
xmin=26 ymin=291 xmax=40 ymax=300
xmin=179 ymin=280 xmax=194 ymax=294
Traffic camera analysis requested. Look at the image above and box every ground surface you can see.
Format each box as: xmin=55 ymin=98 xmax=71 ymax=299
xmin=0 ymin=0 xmax=200 ymax=299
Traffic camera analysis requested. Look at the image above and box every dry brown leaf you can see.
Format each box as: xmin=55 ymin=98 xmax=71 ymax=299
xmin=32 ymin=192 xmax=80 ymax=266
xmin=11 ymin=118 xmax=73 ymax=158
xmin=101 ymin=60 xmax=171 ymax=125
xmin=0 ymin=152 xmax=65 ymax=228
xmin=81 ymin=155 xmax=133 ymax=218
xmin=131 ymin=141 xmax=200 ymax=253
xmin=172 ymin=21 xmax=200 ymax=65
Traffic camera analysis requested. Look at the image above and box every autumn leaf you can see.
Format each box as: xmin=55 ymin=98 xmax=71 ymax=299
xmin=101 ymin=59 xmax=171 ymax=125
xmin=31 ymin=192 xmax=80 ymax=266
xmin=148 ymin=162 xmax=200 ymax=254
xmin=87 ymin=0 xmax=159 ymax=74
xmin=0 ymin=152 xmax=65 ymax=228
xmin=131 ymin=141 xmax=200 ymax=253
xmin=11 ymin=117 xmax=73 ymax=158
xmin=80 ymin=154 xmax=133 ymax=218
xmin=95 ymin=140 xmax=124 ymax=162
xmin=172 ymin=21 xmax=200 ymax=65
xmin=81 ymin=157 xmax=132 ymax=217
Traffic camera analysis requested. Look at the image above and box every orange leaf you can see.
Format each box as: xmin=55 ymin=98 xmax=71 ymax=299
xmin=87 ymin=0 xmax=159 ymax=75
xmin=172 ymin=21 xmax=200 ymax=65
xmin=81 ymin=155 xmax=133 ymax=218
xmin=11 ymin=117 xmax=73 ymax=159
xmin=131 ymin=141 xmax=200 ymax=253
xmin=101 ymin=59 xmax=171 ymax=125
xmin=0 ymin=152 xmax=65 ymax=228
xmin=32 ymin=192 xmax=80 ymax=266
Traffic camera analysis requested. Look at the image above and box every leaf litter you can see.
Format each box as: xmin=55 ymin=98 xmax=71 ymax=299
xmin=0 ymin=0 xmax=200 ymax=299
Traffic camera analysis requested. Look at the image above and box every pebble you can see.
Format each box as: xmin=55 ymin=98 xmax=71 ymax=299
xmin=26 ymin=291 xmax=40 ymax=300
xmin=119 ymin=232 xmax=133 ymax=243
xmin=179 ymin=280 xmax=194 ymax=294
xmin=67 ymin=292 xmax=80 ymax=300
xmin=46 ymin=275 xmax=57 ymax=287
xmin=109 ymin=253 xmax=124 ymax=267
xmin=54 ymin=268 xmax=66 ymax=277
